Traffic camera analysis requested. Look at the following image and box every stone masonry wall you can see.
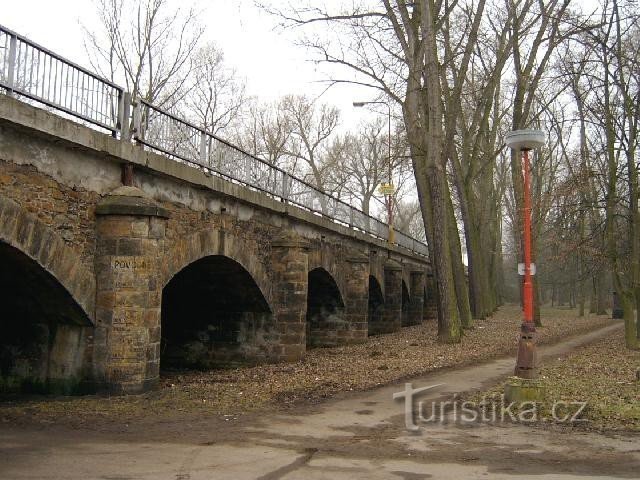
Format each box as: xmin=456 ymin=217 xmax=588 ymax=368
xmin=0 ymin=159 xmax=99 ymax=274
xmin=0 ymin=97 xmax=431 ymax=393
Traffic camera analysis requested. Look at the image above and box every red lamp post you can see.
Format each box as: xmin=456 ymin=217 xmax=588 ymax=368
xmin=505 ymin=129 xmax=545 ymax=380
xmin=522 ymin=147 xmax=534 ymax=327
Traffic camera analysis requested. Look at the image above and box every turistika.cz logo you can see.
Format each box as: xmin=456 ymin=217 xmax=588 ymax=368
xmin=393 ymin=383 xmax=587 ymax=431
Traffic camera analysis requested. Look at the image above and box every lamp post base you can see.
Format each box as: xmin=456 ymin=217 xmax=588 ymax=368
xmin=504 ymin=376 xmax=545 ymax=403
xmin=514 ymin=322 xmax=538 ymax=379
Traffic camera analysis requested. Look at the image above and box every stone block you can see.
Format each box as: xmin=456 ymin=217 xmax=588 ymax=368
xmin=114 ymin=291 xmax=148 ymax=308
xmin=0 ymin=201 xmax=19 ymax=236
xmin=96 ymin=291 xmax=116 ymax=310
xmin=131 ymin=219 xmax=149 ymax=238
xmin=28 ymin=220 xmax=47 ymax=256
xmin=15 ymin=215 xmax=34 ymax=247
xmin=35 ymin=229 xmax=57 ymax=266
xmin=112 ymin=308 xmax=144 ymax=326
xmin=117 ymin=238 xmax=142 ymax=256
xmin=148 ymin=326 xmax=161 ymax=343
xmin=97 ymin=217 xmax=132 ymax=238
xmin=143 ymin=309 xmax=160 ymax=328
xmin=149 ymin=217 xmax=166 ymax=239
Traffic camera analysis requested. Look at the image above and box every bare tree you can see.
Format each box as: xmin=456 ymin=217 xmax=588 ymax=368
xmin=395 ymin=200 xmax=426 ymax=242
xmin=591 ymin=0 xmax=640 ymax=348
xmin=234 ymin=98 xmax=294 ymax=167
xmin=336 ymin=118 xmax=404 ymax=216
xmin=83 ymin=0 xmax=204 ymax=108
xmin=183 ymin=42 xmax=247 ymax=135
xmin=261 ymin=0 xmax=492 ymax=340
xmin=280 ymin=94 xmax=340 ymax=197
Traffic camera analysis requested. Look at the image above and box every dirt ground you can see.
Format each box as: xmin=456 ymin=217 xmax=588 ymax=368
xmin=0 ymin=306 xmax=614 ymax=428
xmin=1 ymin=322 xmax=637 ymax=479
xmin=467 ymin=325 xmax=640 ymax=432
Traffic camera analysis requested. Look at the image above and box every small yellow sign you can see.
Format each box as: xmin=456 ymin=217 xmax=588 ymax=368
xmin=378 ymin=183 xmax=395 ymax=195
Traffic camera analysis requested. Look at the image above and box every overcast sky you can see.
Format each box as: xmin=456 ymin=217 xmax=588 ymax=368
xmin=2 ymin=0 xmax=375 ymax=130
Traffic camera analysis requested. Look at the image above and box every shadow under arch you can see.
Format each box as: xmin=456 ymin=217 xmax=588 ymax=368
xmin=0 ymin=196 xmax=95 ymax=324
xmin=161 ymin=255 xmax=274 ymax=370
xmin=306 ymin=267 xmax=346 ymax=347
xmin=0 ymin=241 xmax=93 ymax=394
xmin=367 ymin=275 xmax=386 ymax=336
xmin=401 ymin=280 xmax=411 ymax=326
xmin=424 ymin=286 xmax=429 ymax=321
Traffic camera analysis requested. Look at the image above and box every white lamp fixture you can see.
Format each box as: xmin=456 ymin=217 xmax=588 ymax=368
xmin=505 ymin=129 xmax=546 ymax=151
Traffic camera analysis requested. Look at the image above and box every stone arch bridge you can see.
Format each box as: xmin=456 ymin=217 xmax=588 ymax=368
xmin=0 ymin=95 xmax=435 ymax=394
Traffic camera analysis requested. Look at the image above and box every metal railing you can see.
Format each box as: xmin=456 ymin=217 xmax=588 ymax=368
xmin=133 ymin=100 xmax=400 ymax=243
xmin=0 ymin=24 xmax=429 ymax=256
xmin=0 ymin=25 xmax=125 ymax=133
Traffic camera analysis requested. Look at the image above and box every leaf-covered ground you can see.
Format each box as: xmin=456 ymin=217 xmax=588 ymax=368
xmin=467 ymin=326 xmax=640 ymax=432
xmin=0 ymin=306 xmax=614 ymax=428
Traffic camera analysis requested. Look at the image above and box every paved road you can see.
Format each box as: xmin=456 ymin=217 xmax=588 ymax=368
xmin=1 ymin=323 xmax=638 ymax=479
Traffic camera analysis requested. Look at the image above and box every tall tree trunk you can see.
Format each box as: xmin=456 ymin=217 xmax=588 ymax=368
xmin=596 ymin=274 xmax=608 ymax=315
xmin=423 ymin=162 xmax=462 ymax=342
xmin=409 ymin=140 xmax=461 ymax=343
xmin=446 ymin=187 xmax=473 ymax=329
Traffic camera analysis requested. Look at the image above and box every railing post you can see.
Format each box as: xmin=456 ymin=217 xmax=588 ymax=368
xmin=199 ymin=131 xmax=207 ymax=165
xmin=117 ymin=91 xmax=132 ymax=140
xmin=132 ymin=100 xmax=142 ymax=142
xmin=281 ymin=172 xmax=290 ymax=202
xmin=6 ymin=33 xmax=17 ymax=96
xmin=349 ymin=206 xmax=355 ymax=228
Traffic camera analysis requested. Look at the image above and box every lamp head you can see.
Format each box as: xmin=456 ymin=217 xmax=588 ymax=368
xmin=352 ymin=101 xmax=366 ymax=107
xmin=505 ymin=129 xmax=546 ymax=151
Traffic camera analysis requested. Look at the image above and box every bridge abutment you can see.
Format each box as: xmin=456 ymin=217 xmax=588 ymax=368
xmin=342 ymin=254 xmax=370 ymax=343
xmin=271 ymin=232 xmax=310 ymax=362
xmin=95 ymin=187 xmax=168 ymax=394
xmin=381 ymin=259 xmax=403 ymax=334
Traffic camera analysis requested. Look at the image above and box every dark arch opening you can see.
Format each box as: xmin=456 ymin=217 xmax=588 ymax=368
xmin=424 ymin=275 xmax=439 ymax=321
xmin=306 ymin=268 xmax=345 ymax=347
xmin=401 ymin=280 xmax=411 ymax=326
xmin=161 ymin=255 xmax=273 ymax=370
xmin=367 ymin=275 xmax=385 ymax=336
xmin=423 ymin=286 xmax=429 ymax=321
xmin=0 ymin=241 xmax=92 ymax=394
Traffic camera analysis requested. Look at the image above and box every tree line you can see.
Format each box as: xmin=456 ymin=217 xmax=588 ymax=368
xmin=262 ymin=0 xmax=640 ymax=349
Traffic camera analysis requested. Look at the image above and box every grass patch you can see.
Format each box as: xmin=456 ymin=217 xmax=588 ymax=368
xmin=467 ymin=327 xmax=640 ymax=432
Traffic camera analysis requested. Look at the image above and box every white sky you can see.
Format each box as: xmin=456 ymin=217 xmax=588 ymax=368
xmin=2 ymin=0 xmax=374 ymax=130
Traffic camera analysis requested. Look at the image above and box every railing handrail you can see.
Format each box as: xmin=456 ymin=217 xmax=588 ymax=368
xmin=0 ymin=24 xmax=122 ymax=90
xmin=0 ymin=25 xmax=429 ymax=256
xmin=136 ymin=99 xmax=411 ymax=240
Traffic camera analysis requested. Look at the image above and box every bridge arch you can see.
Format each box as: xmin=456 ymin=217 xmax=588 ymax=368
xmin=161 ymin=254 xmax=273 ymax=369
xmin=367 ymin=274 xmax=385 ymax=336
xmin=161 ymin=228 xmax=271 ymax=303
xmin=307 ymin=244 xmax=346 ymax=304
xmin=0 ymin=196 xmax=95 ymax=322
xmin=306 ymin=267 xmax=346 ymax=347
xmin=0 ymin=196 xmax=95 ymax=393
xmin=160 ymin=228 xmax=274 ymax=369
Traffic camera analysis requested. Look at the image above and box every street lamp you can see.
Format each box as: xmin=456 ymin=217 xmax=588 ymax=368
xmin=353 ymin=100 xmax=395 ymax=244
xmin=505 ymin=129 xmax=545 ymax=383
